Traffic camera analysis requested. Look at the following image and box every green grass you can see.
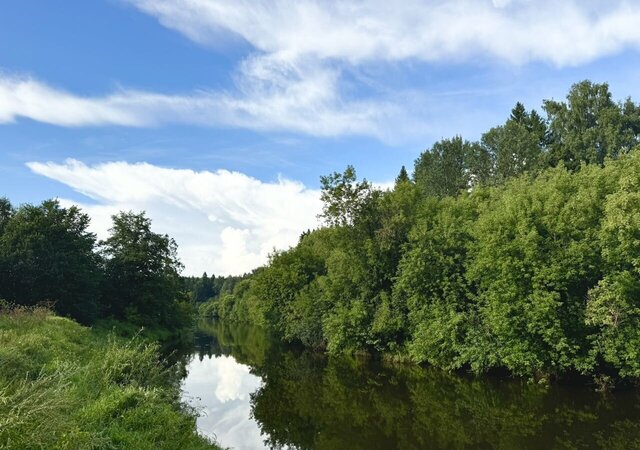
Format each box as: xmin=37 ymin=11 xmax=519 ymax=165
xmin=0 ymin=304 xmax=221 ymax=450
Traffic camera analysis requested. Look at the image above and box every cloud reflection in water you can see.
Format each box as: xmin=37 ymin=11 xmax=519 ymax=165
xmin=182 ymin=354 xmax=265 ymax=449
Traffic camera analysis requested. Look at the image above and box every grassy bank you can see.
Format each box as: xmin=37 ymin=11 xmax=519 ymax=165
xmin=0 ymin=304 xmax=220 ymax=450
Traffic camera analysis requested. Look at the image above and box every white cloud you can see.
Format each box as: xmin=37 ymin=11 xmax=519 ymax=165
xmin=126 ymin=0 xmax=640 ymax=67
xmin=26 ymin=159 xmax=322 ymax=276
xmin=182 ymin=355 xmax=263 ymax=447
xmin=0 ymin=72 xmax=391 ymax=137
xmin=7 ymin=1 xmax=640 ymax=139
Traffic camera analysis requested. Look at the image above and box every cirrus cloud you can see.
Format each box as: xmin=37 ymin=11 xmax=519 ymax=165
xmin=126 ymin=0 xmax=640 ymax=67
xmin=0 ymin=70 xmax=394 ymax=138
xmin=5 ymin=1 xmax=640 ymax=141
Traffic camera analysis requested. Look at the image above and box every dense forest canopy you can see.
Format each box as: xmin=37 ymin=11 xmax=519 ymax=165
xmin=200 ymin=81 xmax=640 ymax=383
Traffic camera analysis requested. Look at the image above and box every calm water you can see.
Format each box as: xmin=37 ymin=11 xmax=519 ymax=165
xmin=181 ymin=321 xmax=640 ymax=450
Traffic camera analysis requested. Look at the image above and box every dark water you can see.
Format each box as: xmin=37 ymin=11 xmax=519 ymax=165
xmin=180 ymin=321 xmax=640 ymax=450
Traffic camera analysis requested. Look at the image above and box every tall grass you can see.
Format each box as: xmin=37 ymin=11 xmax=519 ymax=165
xmin=0 ymin=303 xmax=221 ymax=449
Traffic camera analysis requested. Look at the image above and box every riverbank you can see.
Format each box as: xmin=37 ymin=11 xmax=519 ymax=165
xmin=198 ymin=149 xmax=640 ymax=386
xmin=0 ymin=305 xmax=220 ymax=450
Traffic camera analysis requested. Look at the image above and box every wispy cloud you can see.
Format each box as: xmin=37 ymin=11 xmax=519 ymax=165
xmin=6 ymin=1 xmax=640 ymax=139
xmin=126 ymin=0 xmax=640 ymax=66
xmin=0 ymin=72 xmax=392 ymax=137
xmin=26 ymin=159 xmax=322 ymax=275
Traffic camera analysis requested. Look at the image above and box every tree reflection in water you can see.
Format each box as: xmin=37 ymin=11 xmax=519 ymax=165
xmin=187 ymin=321 xmax=640 ymax=450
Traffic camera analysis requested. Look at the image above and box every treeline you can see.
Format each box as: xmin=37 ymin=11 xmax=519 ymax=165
xmin=183 ymin=272 xmax=248 ymax=303
xmin=0 ymin=201 xmax=193 ymax=333
xmin=201 ymin=80 xmax=640 ymax=382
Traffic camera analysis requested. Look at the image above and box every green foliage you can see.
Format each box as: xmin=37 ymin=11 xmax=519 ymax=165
xmin=466 ymin=166 xmax=607 ymax=375
xmin=586 ymin=272 xmax=640 ymax=377
xmin=0 ymin=201 xmax=195 ymax=333
xmin=414 ymin=81 xmax=640 ymax=195
xmin=252 ymin=239 xmax=327 ymax=335
xmin=395 ymin=195 xmax=481 ymax=369
xmin=182 ymin=272 xmax=250 ymax=305
xmin=414 ymin=136 xmax=492 ymax=198
xmin=211 ymin=81 xmax=640 ymax=384
xmin=319 ymin=165 xmax=373 ymax=227
xmin=544 ymin=80 xmax=640 ymax=169
xmin=283 ymin=278 xmax=327 ymax=348
xmin=395 ymin=165 xmax=410 ymax=185
xmin=0 ymin=199 xmax=101 ymax=323
xmin=0 ymin=306 xmax=219 ymax=449
xmin=100 ymin=211 xmax=192 ymax=332
xmin=481 ymin=103 xmax=546 ymax=181
xmin=215 ymin=147 xmax=640 ymax=383
xmin=323 ymin=298 xmax=370 ymax=353
xmin=191 ymin=272 xmax=217 ymax=302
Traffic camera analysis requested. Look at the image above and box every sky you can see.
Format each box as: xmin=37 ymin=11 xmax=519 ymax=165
xmin=3 ymin=0 xmax=640 ymax=275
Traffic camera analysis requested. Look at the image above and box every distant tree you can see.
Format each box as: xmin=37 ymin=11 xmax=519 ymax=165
xmin=0 ymin=199 xmax=101 ymax=323
xmin=514 ymin=105 xmax=548 ymax=144
xmin=482 ymin=103 xmax=547 ymax=182
xmin=544 ymin=80 xmax=640 ymax=169
xmin=395 ymin=166 xmax=410 ymax=185
xmin=414 ymin=136 xmax=492 ymax=198
xmin=0 ymin=197 xmax=12 ymax=233
xmin=194 ymin=272 xmax=215 ymax=302
xmin=298 ymin=229 xmax=312 ymax=243
xmin=219 ymin=275 xmax=245 ymax=297
xmin=319 ymin=166 xmax=373 ymax=227
xmin=509 ymin=101 xmax=528 ymax=123
xmin=100 ymin=211 xmax=188 ymax=330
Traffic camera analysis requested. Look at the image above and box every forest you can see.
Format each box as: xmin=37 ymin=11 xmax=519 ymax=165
xmin=199 ymin=80 xmax=640 ymax=384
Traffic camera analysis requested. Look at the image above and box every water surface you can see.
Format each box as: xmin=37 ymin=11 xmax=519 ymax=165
xmin=181 ymin=321 xmax=640 ymax=450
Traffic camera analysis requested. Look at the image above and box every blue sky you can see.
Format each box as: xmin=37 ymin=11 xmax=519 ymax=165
xmin=2 ymin=0 xmax=640 ymax=274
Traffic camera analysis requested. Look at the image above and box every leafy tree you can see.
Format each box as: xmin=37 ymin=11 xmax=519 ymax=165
xmin=544 ymin=81 xmax=640 ymax=169
xmin=204 ymin=81 xmax=640 ymax=384
xmin=482 ymin=103 xmax=547 ymax=182
xmin=100 ymin=211 xmax=189 ymax=330
xmin=0 ymin=199 xmax=101 ymax=323
xmin=0 ymin=197 xmax=12 ymax=233
xmin=586 ymin=156 xmax=640 ymax=377
xmin=373 ymin=180 xmax=419 ymax=286
xmin=414 ymin=136 xmax=492 ymax=198
xmin=586 ymin=272 xmax=640 ymax=377
xmin=510 ymin=102 xmax=548 ymax=143
xmin=394 ymin=195 xmax=482 ymax=369
xmin=319 ymin=166 xmax=372 ymax=227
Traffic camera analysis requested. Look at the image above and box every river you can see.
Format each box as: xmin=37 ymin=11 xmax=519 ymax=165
xmin=180 ymin=321 xmax=640 ymax=450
